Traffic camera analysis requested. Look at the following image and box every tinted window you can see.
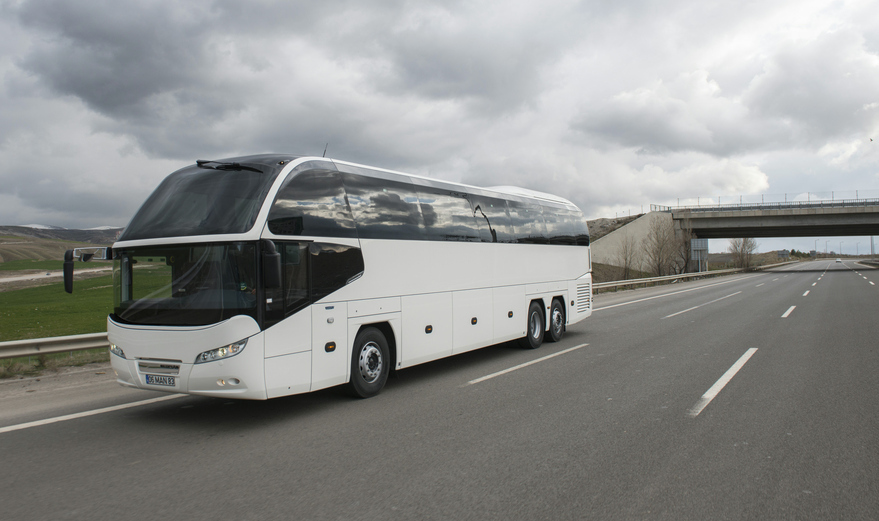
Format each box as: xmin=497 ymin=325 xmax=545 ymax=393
xmin=508 ymin=200 xmax=548 ymax=244
xmin=283 ymin=243 xmax=309 ymax=314
xmin=263 ymin=241 xmax=364 ymax=326
xmin=570 ymin=209 xmax=590 ymax=246
xmin=112 ymin=243 xmax=258 ymax=326
xmin=417 ymin=188 xmax=481 ymax=242
xmin=311 ymin=243 xmax=365 ymax=301
xmin=120 ymin=165 xmax=281 ymax=241
xmin=545 ymin=206 xmax=577 ymax=245
xmin=342 ymin=174 xmax=426 ymax=240
xmin=267 ymin=169 xmax=357 ymax=238
xmin=264 ymin=241 xmax=311 ymax=326
xmin=469 ymin=196 xmax=514 ymax=243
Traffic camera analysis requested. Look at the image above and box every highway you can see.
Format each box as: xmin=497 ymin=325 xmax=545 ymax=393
xmin=1 ymin=260 xmax=877 ymax=520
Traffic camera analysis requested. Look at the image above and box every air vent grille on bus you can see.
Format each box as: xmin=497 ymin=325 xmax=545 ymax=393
xmin=577 ymin=282 xmax=592 ymax=313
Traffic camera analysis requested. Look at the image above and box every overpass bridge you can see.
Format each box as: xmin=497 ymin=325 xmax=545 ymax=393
xmin=652 ymin=198 xmax=879 ymax=239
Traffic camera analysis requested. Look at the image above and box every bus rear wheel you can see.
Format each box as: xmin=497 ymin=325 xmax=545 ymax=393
xmin=348 ymin=327 xmax=390 ymax=398
xmin=547 ymin=299 xmax=565 ymax=343
xmin=519 ymin=301 xmax=544 ymax=349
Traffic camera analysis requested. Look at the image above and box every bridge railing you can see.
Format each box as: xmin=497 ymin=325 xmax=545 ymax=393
xmin=651 ymin=198 xmax=879 ymax=214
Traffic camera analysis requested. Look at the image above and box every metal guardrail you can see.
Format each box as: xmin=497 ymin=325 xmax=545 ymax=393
xmin=0 ymin=332 xmax=109 ymax=360
xmin=0 ymin=262 xmax=799 ymax=360
xmin=593 ymin=267 xmax=744 ymax=290
xmin=593 ymin=261 xmax=795 ymax=291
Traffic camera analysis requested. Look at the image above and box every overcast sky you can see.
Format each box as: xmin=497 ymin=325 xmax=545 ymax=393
xmin=1 ymin=0 xmax=877 ymax=253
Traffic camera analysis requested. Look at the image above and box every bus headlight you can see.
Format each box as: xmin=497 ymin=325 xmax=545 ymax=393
xmin=109 ymin=343 xmax=126 ymax=359
xmin=195 ymin=339 xmax=247 ymax=364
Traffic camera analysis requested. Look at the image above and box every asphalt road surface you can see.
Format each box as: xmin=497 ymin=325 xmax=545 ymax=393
xmin=1 ymin=261 xmax=877 ymax=520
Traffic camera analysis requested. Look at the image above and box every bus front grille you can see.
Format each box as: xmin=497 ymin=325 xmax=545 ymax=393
xmin=138 ymin=360 xmax=181 ymax=375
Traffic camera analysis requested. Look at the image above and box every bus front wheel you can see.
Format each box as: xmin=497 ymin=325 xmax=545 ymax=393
xmin=519 ymin=301 xmax=544 ymax=349
xmin=348 ymin=327 xmax=390 ymax=398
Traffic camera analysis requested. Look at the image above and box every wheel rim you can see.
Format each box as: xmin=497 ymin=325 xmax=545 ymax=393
xmin=552 ymin=307 xmax=563 ymax=335
xmin=530 ymin=311 xmax=541 ymax=339
xmin=358 ymin=341 xmax=383 ymax=384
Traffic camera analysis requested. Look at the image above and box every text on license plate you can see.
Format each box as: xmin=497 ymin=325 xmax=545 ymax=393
xmin=145 ymin=374 xmax=175 ymax=387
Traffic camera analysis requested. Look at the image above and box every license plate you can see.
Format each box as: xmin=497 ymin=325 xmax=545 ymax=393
xmin=145 ymin=374 xmax=175 ymax=387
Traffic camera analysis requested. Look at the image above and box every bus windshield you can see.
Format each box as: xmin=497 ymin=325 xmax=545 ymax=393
xmin=113 ymin=243 xmax=258 ymax=326
xmin=118 ymin=164 xmax=281 ymax=241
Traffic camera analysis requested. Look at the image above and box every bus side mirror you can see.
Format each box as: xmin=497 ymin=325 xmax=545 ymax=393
xmin=63 ymin=250 xmax=74 ymax=294
xmin=262 ymin=240 xmax=282 ymax=289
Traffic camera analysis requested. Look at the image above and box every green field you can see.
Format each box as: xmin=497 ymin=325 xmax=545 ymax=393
xmin=0 ymin=259 xmax=67 ymax=271
xmin=0 ymin=275 xmax=114 ymax=342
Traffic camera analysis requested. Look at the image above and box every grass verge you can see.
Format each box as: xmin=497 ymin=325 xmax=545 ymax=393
xmin=0 ymin=348 xmax=109 ymax=379
xmin=0 ymin=275 xmax=113 ymax=342
xmin=0 ymin=276 xmax=114 ymax=378
xmin=0 ymin=259 xmax=67 ymax=271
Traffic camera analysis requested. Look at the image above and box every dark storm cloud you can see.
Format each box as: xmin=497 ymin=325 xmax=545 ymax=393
xmin=9 ymin=0 xmax=491 ymax=161
xmin=14 ymin=0 xmax=213 ymax=119
xmin=364 ymin=5 xmax=579 ymax=113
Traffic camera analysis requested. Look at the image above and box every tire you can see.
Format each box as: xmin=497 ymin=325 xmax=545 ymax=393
xmin=547 ymin=299 xmax=565 ymax=343
xmin=518 ymin=301 xmax=544 ymax=349
xmin=347 ymin=327 xmax=390 ymax=398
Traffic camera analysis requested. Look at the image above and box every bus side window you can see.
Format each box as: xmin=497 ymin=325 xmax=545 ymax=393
xmin=416 ymin=188 xmax=481 ymax=242
xmin=310 ymin=243 xmax=365 ymax=301
xmin=572 ymin=211 xmax=590 ymax=246
xmin=507 ymin=200 xmax=549 ymax=244
xmin=470 ymin=196 xmax=514 ymax=243
xmin=546 ymin=206 xmax=578 ymax=245
xmin=341 ymin=174 xmax=426 ymax=240
xmin=267 ymin=169 xmax=357 ymax=238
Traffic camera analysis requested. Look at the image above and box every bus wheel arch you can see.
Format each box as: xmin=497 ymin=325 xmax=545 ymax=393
xmin=547 ymin=297 xmax=566 ymax=343
xmin=519 ymin=299 xmax=545 ymax=349
xmin=347 ymin=322 xmax=395 ymax=398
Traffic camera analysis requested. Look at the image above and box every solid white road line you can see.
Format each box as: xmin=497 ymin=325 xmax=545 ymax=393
xmin=466 ymin=344 xmax=588 ymax=385
xmin=688 ymin=348 xmax=758 ymax=417
xmin=663 ymin=291 xmax=742 ymax=319
xmin=782 ymin=306 xmax=796 ymax=318
xmin=0 ymin=394 xmax=184 ymax=435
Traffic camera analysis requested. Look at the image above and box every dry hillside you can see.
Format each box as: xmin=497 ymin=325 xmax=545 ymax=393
xmin=0 ymin=226 xmax=120 ymax=263
xmin=587 ymin=215 xmax=642 ymax=241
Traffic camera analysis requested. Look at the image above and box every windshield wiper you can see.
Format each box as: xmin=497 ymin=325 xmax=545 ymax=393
xmin=196 ymin=160 xmax=264 ymax=174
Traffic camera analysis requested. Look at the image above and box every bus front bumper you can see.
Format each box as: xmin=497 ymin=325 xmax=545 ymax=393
xmin=110 ymin=338 xmax=268 ymax=400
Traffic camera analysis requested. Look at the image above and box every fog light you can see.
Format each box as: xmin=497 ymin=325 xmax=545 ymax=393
xmin=217 ymin=379 xmax=226 ymax=386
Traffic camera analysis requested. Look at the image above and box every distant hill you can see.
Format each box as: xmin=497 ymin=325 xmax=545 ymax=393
xmin=0 ymin=226 xmax=122 ymax=244
xmin=0 ymin=226 xmax=122 ymax=264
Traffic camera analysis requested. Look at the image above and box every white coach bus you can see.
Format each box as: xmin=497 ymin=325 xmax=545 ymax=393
xmin=64 ymin=154 xmax=592 ymax=399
